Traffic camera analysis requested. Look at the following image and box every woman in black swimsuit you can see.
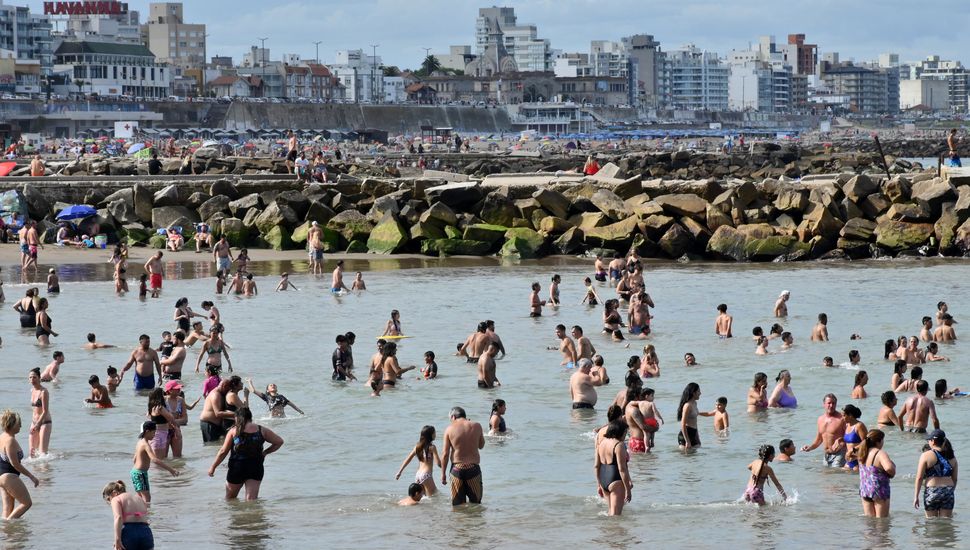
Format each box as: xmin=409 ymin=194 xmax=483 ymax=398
xmin=594 ymin=420 xmax=632 ymax=516
xmin=13 ymin=288 xmax=37 ymax=328
xmin=34 ymin=298 xmax=56 ymax=345
xmin=0 ymin=410 xmax=40 ymax=519
xmin=208 ymin=407 xmax=283 ymax=500
xmin=173 ymin=297 xmax=202 ymax=333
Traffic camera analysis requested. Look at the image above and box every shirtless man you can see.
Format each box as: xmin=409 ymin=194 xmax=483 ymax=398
xmin=18 ymin=223 xmax=29 ymax=268
xmin=307 ymin=221 xmax=324 ymax=275
xmin=30 ymin=155 xmax=45 ymax=177
xmin=285 ymin=130 xmax=299 ymax=175
xmin=899 ymin=380 xmax=940 ymax=433
xmin=571 ymin=325 xmax=596 ymax=360
xmin=899 ymin=336 xmax=925 ymax=366
xmin=457 ymin=322 xmax=490 ymax=363
xmin=714 ymin=304 xmax=733 ymax=338
xmin=199 ymin=380 xmax=235 ymax=443
xmin=529 ymin=282 xmax=545 ymax=317
xmin=551 ymin=324 xmax=578 ymax=368
xmin=485 ymin=320 xmax=506 ymax=358
xmin=476 ymin=343 xmax=500 ymax=389
xmin=160 ymin=331 xmax=187 ymax=380
xmin=40 ymin=351 xmax=65 ymax=382
xmin=440 ymin=406 xmax=485 ymax=506
xmin=774 ymin=290 xmax=790 ymax=317
xmin=811 ymin=313 xmax=829 ymax=341
xmin=920 ymin=316 xmax=936 ymax=343
xmin=629 ymin=292 xmax=654 ymax=337
xmin=801 ymin=394 xmax=847 ymax=467
xmin=607 ymin=253 xmax=626 ymax=286
xmin=24 ymin=221 xmax=41 ymax=273
xmin=331 ymin=260 xmax=350 ymax=294
xmin=934 ymin=314 xmax=957 ymax=343
xmin=569 ymin=358 xmax=604 ymax=409
xmin=144 ymin=252 xmax=164 ymax=296
xmin=120 ymin=334 xmax=162 ymax=391
xmin=594 ymin=254 xmax=608 ymax=282
xmin=212 ymin=235 xmax=233 ymax=275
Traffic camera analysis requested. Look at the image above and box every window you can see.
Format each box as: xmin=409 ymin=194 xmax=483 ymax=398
xmin=179 ymin=31 xmax=186 ymax=37
xmin=151 ymin=68 xmax=155 ymax=80
xmin=179 ymin=42 xmax=187 ymax=48
xmin=113 ymin=66 xmax=117 ymax=79
xmin=170 ymin=42 xmax=176 ymax=49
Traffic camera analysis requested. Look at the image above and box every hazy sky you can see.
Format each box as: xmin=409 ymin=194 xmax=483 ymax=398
xmin=27 ymin=0 xmax=963 ymax=68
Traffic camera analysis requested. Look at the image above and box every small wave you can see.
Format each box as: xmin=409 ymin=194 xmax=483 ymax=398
xmin=24 ymin=451 xmax=63 ymax=464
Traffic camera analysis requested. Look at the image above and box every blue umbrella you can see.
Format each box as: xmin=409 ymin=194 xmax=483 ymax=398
xmin=127 ymin=143 xmax=146 ymax=155
xmin=56 ymin=205 xmax=97 ymax=221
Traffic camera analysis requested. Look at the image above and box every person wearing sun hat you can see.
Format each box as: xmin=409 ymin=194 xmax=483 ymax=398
xmin=914 ymin=429 xmax=959 ymax=518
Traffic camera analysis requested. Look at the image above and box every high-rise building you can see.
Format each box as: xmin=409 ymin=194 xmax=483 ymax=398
xmin=785 ymin=34 xmax=817 ymax=76
xmin=659 ymin=45 xmax=729 ymax=111
xmin=475 ymin=7 xmax=551 ymax=72
xmin=821 ymin=63 xmax=896 ymax=114
xmin=60 ymin=8 xmax=142 ymax=44
xmin=329 ymin=49 xmax=384 ymax=102
xmin=622 ymin=34 xmax=661 ymax=108
xmin=0 ymin=2 xmax=53 ymax=75
xmin=914 ymin=56 xmax=969 ymax=113
xmin=727 ymin=35 xmax=797 ymax=112
xmin=143 ymin=3 xmax=205 ymax=68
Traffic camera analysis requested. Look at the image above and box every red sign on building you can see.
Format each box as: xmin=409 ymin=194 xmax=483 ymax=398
xmin=43 ymin=2 xmax=128 ymax=16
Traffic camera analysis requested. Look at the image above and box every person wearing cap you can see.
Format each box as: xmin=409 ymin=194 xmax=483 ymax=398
xmin=915 ymin=429 xmax=958 ymax=518
xmin=307 ymin=221 xmax=324 ymax=276
xmin=774 ymin=291 xmax=790 ymax=318
xmin=898 ymin=380 xmax=940 ymax=433
xmin=934 ymin=314 xmax=957 ymax=343
xmin=570 ymin=358 xmax=605 ymax=409
xmin=164 ymin=379 xmax=194 ymax=458
xmin=131 ymin=421 xmax=179 ymax=503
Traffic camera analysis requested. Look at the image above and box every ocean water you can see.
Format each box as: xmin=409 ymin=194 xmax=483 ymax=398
xmin=0 ymin=255 xmax=967 ymax=549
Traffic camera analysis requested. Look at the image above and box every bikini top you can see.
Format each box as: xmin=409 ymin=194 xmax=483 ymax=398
xmin=32 ymin=397 xmax=42 ymax=408
xmin=208 ymin=343 xmax=223 ymax=355
xmin=150 ymin=408 xmax=167 ymax=424
xmin=844 ymin=428 xmax=862 ymax=445
xmin=927 ymin=451 xmax=953 ymax=478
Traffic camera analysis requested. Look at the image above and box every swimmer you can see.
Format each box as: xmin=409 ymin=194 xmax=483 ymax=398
xmin=858 ymin=430 xmax=896 ymax=517
xmin=777 ymin=439 xmax=796 ymax=462
xmin=489 ymin=399 xmax=507 ymax=434
xmin=184 ymin=321 xmax=208 ymax=347
xmin=774 ymin=290 xmax=790 ymax=317
xmin=743 ymin=444 xmax=787 ymax=505
xmin=572 ymin=325 xmax=596 ymax=360
xmin=332 ymin=334 xmax=357 ymax=382
xmin=275 ymin=272 xmax=299 ymax=291
xmin=331 ymin=260 xmax=350 ymax=294
xmin=214 ymin=270 xmax=226 ymax=294
xmin=920 ymin=316 xmax=935 ymax=343
xmin=628 ymin=291 xmax=654 ymax=337
xmin=131 ymin=421 xmax=180 ymax=503
xmin=47 ymin=268 xmax=59 ymax=294
xmin=591 ymin=354 xmax=610 ymax=385
xmin=138 ymin=273 xmax=148 ymax=298
xmin=896 ymin=366 xmax=923 ymax=393
xmin=801 ymin=394 xmax=847 ymax=468
xmin=811 ymin=313 xmax=829 ymax=341
xmin=769 ymin=370 xmax=797 ymax=408
xmin=768 ymin=324 xmax=784 ymax=340
xmin=677 ymin=383 xmax=703 ymax=450
xmin=85 ymin=375 xmax=113 ymax=408
xmin=106 ymin=366 xmax=121 ymax=393
xmin=848 ymin=349 xmax=861 ymax=367
xmin=823 ymin=356 xmax=834 ymax=367
xmin=755 ymin=336 xmax=769 ymax=355
xmin=891 ymin=360 xmax=907 ymax=391
xmin=581 ymin=277 xmax=601 ymax=306
xmin=852 ymin=371 xmax=869 ymax=399
xmin=752 ymin=326 xmax=764 ymax=342
xmin=713 ymin=397 xmax=729 ymax=432
xmin=611 ymin=329 xmax=625 ymax=342
xmin=381 ymin=342 xmax=416 ymax=387
xmin=234 ymin=248 xmax=251 ymax=273
xmin=84 ymin=333 xmax=115 ymax=350
xmin=595 ymin=420 xmax=632 ymax=515
xmin=607 ymin=253 xmax=626 ymax=286
xmin=551 ymin=324 xmax=578 ymax=368
xmin=714 ymin=304 xmax=732 ymax=338
xmin=421 ymin=351 xmax=438 ymax=379
xmin=935 ymin=301 xmax=950 ymax=325
xmin=925 ymin=342 xmax=950 ymax=362
xmin=877 ymin=391 xmax=903 ymax=431
xmin=934 ymin=314 xmax=957 ymax=343
xmin=570 ymin=358 xmax=604 ymax=409
xmin=529 ymin=282 xmax=546 ymax=317
xmin=549 ymin=274 xmax=561 ymax=306
xmin=476 ymin=342 xmax=500 ymax=389
xmin=935 ymin=379 xmax=963 ymax=400
xmin=242 ymin=273 xmax=258 ymax=296
xmin=247 ymin=378 xmax=304 ymax=417
xmin=639 ymin=344 xmax=660 ymax=378
xmin=593 ymin=255 xmax=608 ymax=283
xmin=398 ymin=483 xmax=425 ymax=506
xmin=195 ymin=324 xmax=232 ymax=374
xmin=122 ymin=334 xmax=163 ymax=390
xmin=0 ymin=410 xmax=40 ymax=519
xmin=207 ymin=407 xmax=285 ymax=501
xmin=899 ymin=380 xmax=939 ymax=433
xmin=351 ymin=272 xmax=366 ymax=291
xmin=684 ymin=352 xmax=697 ymax=366
xmin=27 ymin=368 xmax=51 ymax=457
xmin=602 ymin=299 xmax=623 ymax=333
xmin=201 ymin=301 xmax=220 ymax=326
xmin=747 ymin=372 xmax=769 ymax=412
xmin=456 ymin=322 xmax=489 ymax=363
xmin=40 ymin=351 xmax=64 ymax=382
xmin=382 ymin=309 xmax=402 ymax=337
xmin=102 ymin=480 xmax=152 ymax=550
xmin=842 ymin=404 xmax=867 ymax=472
xmin=34 ymin=298 xmax=57 ymax=345
xmin=485 ymin=320 xmax=506 ymax=358
xmin=779 ymin=332 xmax=794 ymax=350
xmin=638 ymin=388 xmax=663 ymax=450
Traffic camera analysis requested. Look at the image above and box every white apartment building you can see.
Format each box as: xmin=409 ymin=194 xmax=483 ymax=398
xmin=52 ymin=40 xmax=170 ymax=98
xmin=475 ymin=7 xmax=551 ymax=72
xmin=554 ymin=53 xmax=591 ymax=78
xmin=659 ymin=45 xmax=729 ymax=110
xmin=330 ymin=49 xmax=383 ymax=102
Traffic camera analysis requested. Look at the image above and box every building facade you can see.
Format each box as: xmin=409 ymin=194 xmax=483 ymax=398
xmin=914 ymin=56 xmax=969 ymax=112
xmin=329 ymin=49 xmax=383 ymax=102
xmin=52 ymin=40 xmax=170 ymax=97
xmin=0 ymin=2 xmax=53 ymax=77
xmin=900 ymin=78 xmax=949 ymax=110
xmin=820 ymin=63 xmax=895 ymax=114
xmin=659 ymin=45 xmax=729 ymax=110
xmin=785 ymin=34 xmax=817 ymax=76
xmin=475 ymin=7 xmax=551 ymax=72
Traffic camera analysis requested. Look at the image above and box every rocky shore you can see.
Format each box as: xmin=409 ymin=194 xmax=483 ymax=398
xmin=7 ymin=141 xmax=970 ymax=262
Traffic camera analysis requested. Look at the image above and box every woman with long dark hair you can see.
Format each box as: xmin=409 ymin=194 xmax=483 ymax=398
xmin=146 ymin=387 xmax=178 ymax=460
xmin=677 ymin=382 xmax=702 ymax=450
xmin=208 ymin=407 xmax=284 ymax=500
xmin=743 ymin=444 xmax=786 ymax=505
xmin=594 ymin=420 xmax=632 ymax=515
xmin=747 ymin=372 xmax=768 ymax=412
xmin=914 ymin=430 xmax=958 ymax=518
xmin=395 ymin=425 xmax=441 ymax=496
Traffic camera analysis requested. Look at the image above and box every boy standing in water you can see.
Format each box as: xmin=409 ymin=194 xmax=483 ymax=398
xmin=275 ymin=272 xmax=299 ymax=291
xmin=715 ymin=304 xmax=733 ymax=338
xmin=713 ymin=397 xmax=729 ymax=432
xmin=85 ymin=375 xmax=113 ymax=408
xmin=131 ymin=421 xmax=179 ymax=503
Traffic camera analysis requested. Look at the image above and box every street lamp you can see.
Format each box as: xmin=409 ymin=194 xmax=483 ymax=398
xmin=257 ymin=37 xmax=268 ymax=97
xmin=313 ymin=41 xmax=322 ymax=64
xmin=201 ymin=32 xmax=210 ymax=98
xmin=370 ymin=44 xmax=379 ymax=104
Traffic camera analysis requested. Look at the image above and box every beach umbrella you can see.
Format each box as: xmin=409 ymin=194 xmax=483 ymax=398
xmin=56 ymin=205 xmax=97 ymax=221
xmin=127 ymin=143 xmax=146 ymax=155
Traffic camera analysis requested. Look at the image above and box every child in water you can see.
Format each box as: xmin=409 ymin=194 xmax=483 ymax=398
xmin=246 ymin=378 xmax=304 ymax=417
xmin=398 ymin=483 xmax=425 ymax=506
xmin=352 ymin=272 xmax=366 ymax=291
xmin=138 ymin=274 xmax=148 ymax=299
xmin=421 ymin=351 xmax=438 ymax=379
xmin=394 ymin=425 xmax=441 ymax=496
xmin=106 ymin=366 xmax=120 ymax=392
xmin=47 ymin=268 xmax=60 ymax=294
xmin=85 ymin=375 xmax=113 ymax=408
xmin=713 ymin=397 xmax=729 ymax=432
xmin=777 ymin=439 xmax=796 ymax=462
xmin=275 ymin=272 xmax=299 ymax=291
xmin=489 ymin=399 xmax=507 ymax=434
xmin=131 ymin=421 xmax=180 ymax=503
xmin=215 ymin=270 xmax=226 ymax=294
xmin=743 ymin=444 xmax=787 ymax=506
xmin=581 ymin=277 xmax=600 ymax=307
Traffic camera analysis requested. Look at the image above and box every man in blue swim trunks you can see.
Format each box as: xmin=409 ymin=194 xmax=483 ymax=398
xmin=121 ymin=334 xmax=162 ymax=390
xmin=607 ymin=253 xmax=626 ymax=286
xmin=551 ymin=324 xmax=577 ymax=369
xmin=331 ymin=260 xmax=350 ymax=294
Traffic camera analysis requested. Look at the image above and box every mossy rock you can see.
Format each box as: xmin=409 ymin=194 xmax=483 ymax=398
xmin=121 ymin=226 xmax=151 ymax=246
xmin=444 ymin=225 xmax=462 ymax=239
xmin=346 ymin=240 xmax=368 ymax=253
xmin=262 ymin=225 xmax=295 ymax=251
xmin=367 ymin=216 xmax=409 ymax=254
xmin=148 ymin=234 xmax=167 ymax=249
xmin=462 ymin=223 xmax=507 ymax=245
xmin=500 ymin=227 xmax=545 ymax=258
xmin=422 ymin=238 xmax=490 ymax=256
xmin=320 ymin=228 xmax=341 ymax=252
xmin=291 ymin=221 xmax=311 ymax=244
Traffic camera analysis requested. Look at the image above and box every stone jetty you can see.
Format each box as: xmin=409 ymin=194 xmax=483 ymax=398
xmin=6 ymin=141 xmax=970 ymax=262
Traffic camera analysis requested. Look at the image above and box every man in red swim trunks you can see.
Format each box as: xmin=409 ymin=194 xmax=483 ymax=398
xmin=144 ymin=251 xmax=164 ymax=295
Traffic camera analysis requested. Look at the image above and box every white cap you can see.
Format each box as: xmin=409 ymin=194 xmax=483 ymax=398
xmin=311 ymin=221 xmax=318 ymax=226
xmin=780 ymin=290 xmax=790 ymax=297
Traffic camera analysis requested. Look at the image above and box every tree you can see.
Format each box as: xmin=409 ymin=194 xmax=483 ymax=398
xmin=74 ymin=79 xmax=86 ymax=97
xmin=383 ymin=66 xmax=402 ymax=77
xmin=418 ymin=55 xmax=441 ymax=77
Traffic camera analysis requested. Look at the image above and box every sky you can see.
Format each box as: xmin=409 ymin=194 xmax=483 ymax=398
xmin=24 ymin=0 xmax=966 ymax=68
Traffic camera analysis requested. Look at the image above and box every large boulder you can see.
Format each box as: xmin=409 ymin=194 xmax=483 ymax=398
xmin=366 ymin=216 xmax=409 ymax=254
xmin=419 ymin=201 xmax=459 ymax=227
xmin=479 ymin=191 xmax=517 ymax=227
xmin=425 ymin=181 xmax=483 ymax=210
xmin=305 ymin=200 xmax=336 ymax=224
xmin=209 ymin=179 xmax=240 ymax=200
xmin=153 ymin=184 xmax=181 ymax=208
xmin=874 ymin=220 xmax=934 ymax=251
xmin=935 ymin=203 xmax=960 ymax=253
xmin=886 ymin=201 xmax=932 ymax=222
xmin=706 ymin=204 xmax=733 ymax=232
xmin=422 ymin=239 xmax=491 ymax=256
xmin=955 ymin=186 xmax=970 ymax=222
xmin=658 ymin=223 xmax=693 ymax=258
xmin=133 ymin=183 xmax=154 ymax=223
xmin=882 ymin=176 xmax=912 ymax=203
xmin=797 ymin=203 xmax=843 ymax=242
xmin=185 ymin=192 xmax=210 ymax=210
xmin=198 ymin=195 xmax=231 ymax=222
xmin=842 ymin=174 xmax=878 ymax=203
xmin=861 ymin=193 xmax=891 ymax=218
xmin=773 ymin=188 xmax=808 ymax=212
xmin=410 ymin=221 xmax=447 ymax=241
xmin=275 ymin=190 xmax=310 ymax=219
xmin=101 ymin=188 xmax=134 ymax=209
xmin=229 ymin=193 xmax=263 ymax=217
xmin=840 ymin=218 xmax=877 ymax=241
xmin=21 ymin=184 xmax=51 ymax=219
xmin=262 ymin=225 xmax=294 ymax=251
xmin=532 ymin=188 xmax=570 ymax=218
xmin=538 ymin=216 xmax=571 ymax=234
xmin=151 ymin=206 xmax=199 ymax=229
xmin=553 ymin=227 xmax=585 ymax=254
xmin=107 ymin=199 xmax=138 ymax=225
xmin=367 ymin=195 xmax=400 ymax=222
xmin=327 ymin=209 xmax=373 ymax=242
xmin=911 ymin=178 xmax=956 ymax=214
xmin=589 ymin=189 xmax=631 ymax=221
xmin=653 ymin=194 xmax=709 ymax=219
xmin=956 ymin=218 xmax=970 ymax=255
xmin=584 ymin=216 xmax=640 ymax=247
xmin=500 ymin=227 xmax=545 ymax=259
xmin=462 ymin=223 xmax=507 ymax=245
xmin=706 ymin=226 xmax=749 ymax=261
xmin=254 ymin=202 xmax=300 ymax=233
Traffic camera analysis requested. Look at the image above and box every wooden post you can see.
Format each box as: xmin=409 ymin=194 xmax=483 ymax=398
xmin=873 ymin=135 xmax=891 ymax=180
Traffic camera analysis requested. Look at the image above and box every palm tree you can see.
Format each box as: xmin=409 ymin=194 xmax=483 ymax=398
xmin=74 ymin=79 xmax=86 ymax=97
xmin=419 ymin=55 xmax=441 ymax=76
